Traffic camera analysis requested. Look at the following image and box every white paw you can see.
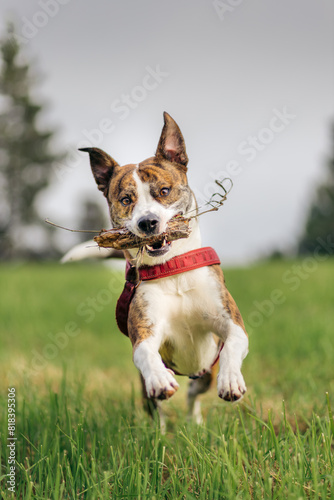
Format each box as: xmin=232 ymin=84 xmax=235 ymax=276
xmin=217 ymin=368 xmax=247 ymax=402
xmin=145 ymin=369 xmax=179 ymax=400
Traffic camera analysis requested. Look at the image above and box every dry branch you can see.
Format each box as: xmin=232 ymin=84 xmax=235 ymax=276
xmin=94 ymin=216 xmax=191 ymax=250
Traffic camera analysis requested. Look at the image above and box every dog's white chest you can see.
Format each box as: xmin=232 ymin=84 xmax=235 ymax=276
xmin=140 ymin=267 xmax=222 ymax=376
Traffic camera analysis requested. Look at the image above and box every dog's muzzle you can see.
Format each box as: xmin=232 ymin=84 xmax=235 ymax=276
xmin=136 ymin=213 xmax=172 ymax=257
xmin=137 ymin=214 xmax=160 ymax=235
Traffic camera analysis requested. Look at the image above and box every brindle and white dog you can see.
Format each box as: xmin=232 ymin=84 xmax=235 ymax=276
xmin=78 ymin=112 xmax=248 ymax=423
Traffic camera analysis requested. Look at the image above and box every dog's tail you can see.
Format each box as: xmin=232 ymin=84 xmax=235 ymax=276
xmin=61 ymin=239 xmax=123 ymax=263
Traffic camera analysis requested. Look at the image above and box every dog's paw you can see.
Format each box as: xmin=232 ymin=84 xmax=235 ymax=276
xmin=145 ymin=369 xmax=179 ymax=400
xmin=217 ymin=368 xmax=247 ymax=402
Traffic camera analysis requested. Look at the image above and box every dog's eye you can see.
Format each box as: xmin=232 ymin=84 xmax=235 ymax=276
xmin=120 ymin=196 xmax=131 ymax=206
xmin=160 ymin=187 xmax=170 ymax=197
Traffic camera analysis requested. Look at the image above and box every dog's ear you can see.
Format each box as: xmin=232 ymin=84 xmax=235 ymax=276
xmin=79 ymin=147 xmax=119 ymax=196
xmin=156 ymin=112 xmax=188 ymax=169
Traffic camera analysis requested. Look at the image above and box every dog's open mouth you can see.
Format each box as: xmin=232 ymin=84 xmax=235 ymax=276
xmin=145 ymin=238 xmax=171 ymax=257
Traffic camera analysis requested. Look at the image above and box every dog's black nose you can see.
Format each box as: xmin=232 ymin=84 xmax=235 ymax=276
xmin=138 ymin=214 xmax=160 ymax=235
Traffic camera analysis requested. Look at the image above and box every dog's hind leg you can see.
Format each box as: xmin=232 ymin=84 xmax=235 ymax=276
xmin=187 ymin=371 xmax=213 ymax=424
xmin=140 ymin=373 xmax=157 ymax=416
xmin=140 ymin=374 xmax=166 ymax=432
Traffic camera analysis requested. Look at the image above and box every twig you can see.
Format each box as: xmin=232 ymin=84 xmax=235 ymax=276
xmin=186 ymin=178 xmax=233 ymax=219
xmin=45 ymin=219 xmax=103 ymax=234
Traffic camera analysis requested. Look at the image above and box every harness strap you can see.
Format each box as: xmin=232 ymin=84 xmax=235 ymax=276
xmin=115 ymin=281 xmax=138 ymax=339
xmin=138 ymin=247 xmax=221 ymax=281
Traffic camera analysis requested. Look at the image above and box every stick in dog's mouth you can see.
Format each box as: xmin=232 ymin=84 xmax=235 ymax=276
xmin=93 ymin=216 xmax=191 ymax=252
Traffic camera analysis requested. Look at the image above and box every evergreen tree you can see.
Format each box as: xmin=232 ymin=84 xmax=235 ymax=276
xmin=298 ymin=124 xmax=334 ymax=255
xmin=0 ymin=25 xmax=64 ymax=259
xmin=77 ymin=199 xmax=109 ymax=244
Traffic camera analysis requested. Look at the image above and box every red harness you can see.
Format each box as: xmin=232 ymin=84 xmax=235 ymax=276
xmin=116 ymin=247 xmax=221 ymax=336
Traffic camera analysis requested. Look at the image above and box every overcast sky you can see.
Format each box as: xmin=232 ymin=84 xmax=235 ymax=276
xmin=1 ymin=0 xmax=333 ymax=264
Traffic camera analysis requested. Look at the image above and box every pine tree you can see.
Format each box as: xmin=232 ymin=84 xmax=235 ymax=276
xmin=298 ymin=124 xmax=334 ymax=255
xmin=0 ymin=25 xmax=64 ymax=259
xmin=77 ymin=199 xmax=109 ymax=244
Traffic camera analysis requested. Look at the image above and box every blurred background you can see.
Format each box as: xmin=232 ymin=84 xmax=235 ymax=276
xmin=1 ymin=7 xmax=334 ymax=495
xmin=0 ymin=0 xmax=333 ymax=265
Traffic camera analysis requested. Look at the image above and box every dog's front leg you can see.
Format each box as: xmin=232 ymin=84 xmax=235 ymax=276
xmin=133 ymin=338 xmax=179 ymax=399
xmin=128 ymin=297 xmax=179 ymax=400
xmin=209 ymin=267 xmax=249 ymax=402
xmin=217 ymin=319 xmax=248 ymax=401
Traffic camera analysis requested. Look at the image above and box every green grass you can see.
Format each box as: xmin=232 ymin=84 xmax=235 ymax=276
xmin=0 ymin=260 xmax=334 ymax=499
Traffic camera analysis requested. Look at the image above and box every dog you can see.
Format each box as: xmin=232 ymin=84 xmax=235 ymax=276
xmin=77 ymin=112 xmax=248 ymax=423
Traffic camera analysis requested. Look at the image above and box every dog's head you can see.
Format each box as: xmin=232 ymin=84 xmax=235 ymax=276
xmin=81 ymin=112 xmax=195 ymax=258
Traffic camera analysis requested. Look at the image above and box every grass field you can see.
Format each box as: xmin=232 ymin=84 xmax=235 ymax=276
xmin=0 ymin=260 xmax=333 ymax=499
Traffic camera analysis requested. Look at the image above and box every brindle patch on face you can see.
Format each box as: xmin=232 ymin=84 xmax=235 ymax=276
xmin=209 ymin=264 xmax=247 ymax=335
xmin=137 ymin=157 xmax=192 ymax=213
xmin=106 ymin=157 xmax=193 ymax=228
xmin=107 ymin=164 xmax=138 ymax=227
